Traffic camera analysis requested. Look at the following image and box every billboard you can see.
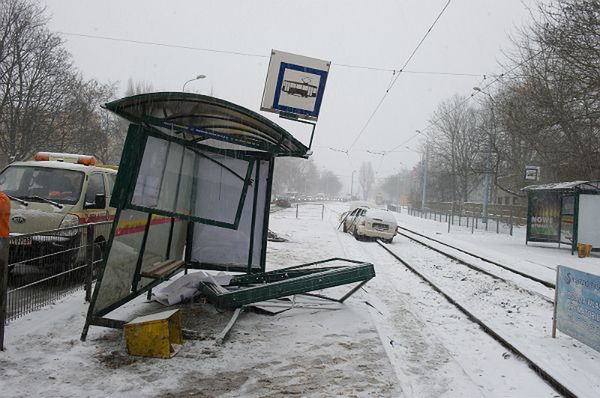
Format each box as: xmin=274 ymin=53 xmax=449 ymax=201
xmin=554 ymin=266 xmax=600 ymax=353
xmin=528 ymin=191 xmax=561 ymax=241
xmin=261 ymin=50 xmax=330 ymax=121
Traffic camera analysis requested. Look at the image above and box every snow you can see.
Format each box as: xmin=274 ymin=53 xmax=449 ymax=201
xmin=1 ymin=202 xmax=600 ymax=396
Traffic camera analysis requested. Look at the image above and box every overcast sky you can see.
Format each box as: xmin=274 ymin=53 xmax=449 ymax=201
xmin=44 ymin=0 xmax=543 ymax=188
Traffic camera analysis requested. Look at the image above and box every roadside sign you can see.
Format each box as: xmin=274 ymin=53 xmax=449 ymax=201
xmin=261 ymin=50 xmax=330 ymax=121
xmin=524 ymin=166 xmax=540 ymax=181
xmin=553 ymin=265 xmax=600 ymax=353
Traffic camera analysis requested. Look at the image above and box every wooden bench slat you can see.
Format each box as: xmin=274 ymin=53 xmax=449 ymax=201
xmin=140 ymin=259 xmax=185 ymax=279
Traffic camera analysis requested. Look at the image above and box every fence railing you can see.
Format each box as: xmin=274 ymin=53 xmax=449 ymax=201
xmin=4 ymin=221 xmax=112 ymax=325
xmin=295 ymin=203 xmax=325 ymax=220
xmin=407 ymin=204 xmax=525 ymax=236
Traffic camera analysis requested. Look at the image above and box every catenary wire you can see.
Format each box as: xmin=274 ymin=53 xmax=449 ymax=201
xmin=345 ymin=0 xmax=453 ymax=152
xmin=56 ymin=28 xmax=491 ymax=79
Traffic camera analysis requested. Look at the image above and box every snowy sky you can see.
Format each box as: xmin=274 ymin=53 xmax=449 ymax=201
xmin=44 ymin=0 xmax=544 ymax=188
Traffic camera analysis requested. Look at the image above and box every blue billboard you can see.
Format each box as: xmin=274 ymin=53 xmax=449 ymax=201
xmin=555 ymin=265 xmax=600 ymax=352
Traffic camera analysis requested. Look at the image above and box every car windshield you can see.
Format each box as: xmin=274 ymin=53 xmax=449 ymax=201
xmin=0 ymin=166 xmax=84 ymax=205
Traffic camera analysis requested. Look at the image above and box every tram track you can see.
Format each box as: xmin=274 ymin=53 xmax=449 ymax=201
xmin=375 ymin=240 xmax=574 ymax=398
xmin=397 ymin=225 xmax=556 ymax=290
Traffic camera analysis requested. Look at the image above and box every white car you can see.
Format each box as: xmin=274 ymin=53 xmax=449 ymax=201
xmin=341 ymin=207 xmax=397 ymax=243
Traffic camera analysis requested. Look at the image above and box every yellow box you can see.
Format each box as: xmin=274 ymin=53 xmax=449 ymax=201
xmin=124 ymin=309 xmax=183 ymax=358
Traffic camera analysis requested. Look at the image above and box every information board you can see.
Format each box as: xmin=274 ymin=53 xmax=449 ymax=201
xmin=554 ymin=265 xmax=600 ymax=353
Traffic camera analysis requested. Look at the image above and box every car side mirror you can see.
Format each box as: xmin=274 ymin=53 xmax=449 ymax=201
xmin=86 ymin=194 xmax=106 ymax=209
xmin=95 ymin=193 xmax=106 ymax=209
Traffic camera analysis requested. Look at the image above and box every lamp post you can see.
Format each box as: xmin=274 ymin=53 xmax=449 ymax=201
xmin=182 ymin=74 xmax=207 ymax=92
xmin=350 ymin=170 xmax=356 ymax=199
xmin=417 ymin=130 xmax=428 ymax=210
xmin=473 ymin=86 xmax=496 ymax=223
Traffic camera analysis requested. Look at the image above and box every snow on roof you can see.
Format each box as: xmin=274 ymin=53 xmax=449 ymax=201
xmin=9 ymin=160 xmax=117 ymax=174
xmin=522 ymin=180 xmax=600 ymax=192
xmin=366 ymin=209 xmax=396 ymax=222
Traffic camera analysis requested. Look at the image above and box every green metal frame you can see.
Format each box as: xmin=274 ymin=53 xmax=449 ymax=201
xmin=84 ymin=93 xmax=359 ymax=340
xmin=197 ymin=258 xmax=375 ymax=309
xmin=112 ymin=125 xmax=257 ymax=230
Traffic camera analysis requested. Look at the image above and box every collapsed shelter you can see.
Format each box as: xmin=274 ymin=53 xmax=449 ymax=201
xmin=82 ymin=93 xmax=375 ymax=339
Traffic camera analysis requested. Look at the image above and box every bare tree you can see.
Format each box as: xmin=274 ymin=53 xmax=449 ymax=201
xmin=428 ymin=95 xmax=484 ymax=203
xmin=318 ymin=170 xmax=342 ymax=197
xmin=0 ymin=0 xmax=121 ymax=166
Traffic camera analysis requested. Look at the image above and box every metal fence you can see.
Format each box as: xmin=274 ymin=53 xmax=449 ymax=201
xmin=407 ymin=205 xmax=524 ymax=236
xmin=295 ymin=203 xmax=325 ymax=220
xmin=4 ymin=221 xmax=112 ymax=323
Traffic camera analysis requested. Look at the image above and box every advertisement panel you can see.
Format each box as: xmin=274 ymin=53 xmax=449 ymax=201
xmin=528 ymin=191 xmax=561 ymax=241
xmin=555 ymin=266 xmax=600 ymax=353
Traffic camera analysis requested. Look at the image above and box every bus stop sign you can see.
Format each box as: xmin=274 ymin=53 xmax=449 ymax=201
xmin=261 ymin=49 xmax=330 ymax=121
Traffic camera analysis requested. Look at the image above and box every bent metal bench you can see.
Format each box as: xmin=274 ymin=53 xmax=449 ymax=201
xmin=81 ymin=92 xmax=375 ymax=340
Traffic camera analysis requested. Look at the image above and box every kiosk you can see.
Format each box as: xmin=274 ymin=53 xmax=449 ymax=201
xmin=81 ymin=93 xmax=375 ymax=340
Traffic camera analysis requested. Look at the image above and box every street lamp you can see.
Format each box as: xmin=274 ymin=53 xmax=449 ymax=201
xmin=182 ymin=74 xmax=207 ymax=92
xmin=473 ymin=87 xmax=496 ymax=223
xmin=417 ymin=130 xmax=428 ymax=211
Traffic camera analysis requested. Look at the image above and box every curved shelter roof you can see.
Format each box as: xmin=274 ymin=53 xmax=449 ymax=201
xmin=104 ymin=92 xmax=309 ymax=157
xmin=522 ymin=180 xmax=600 ymax=193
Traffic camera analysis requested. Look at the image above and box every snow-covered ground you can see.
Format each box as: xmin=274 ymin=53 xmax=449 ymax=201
xmin=1 ymin=202 xmax=599 ymax=397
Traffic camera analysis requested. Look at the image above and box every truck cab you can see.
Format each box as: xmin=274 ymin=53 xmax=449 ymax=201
xmin=0 ymin=152 xmax=117 ymax=267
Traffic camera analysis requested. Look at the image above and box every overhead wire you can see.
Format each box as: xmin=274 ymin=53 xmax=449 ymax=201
xmin=345 ymin=0 xmax=453 ymax=152
xmin=379 ymin=48 xmax=542 ymax=164
xmin=56 ymin=27 xmax=494 ymax=79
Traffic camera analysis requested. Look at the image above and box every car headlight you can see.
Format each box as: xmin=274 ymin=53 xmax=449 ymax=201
xmin=59 ymin=214 xmax=80 ymax=236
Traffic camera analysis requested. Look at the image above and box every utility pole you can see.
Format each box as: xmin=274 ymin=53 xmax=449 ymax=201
xmin=421 ymin=143 xmax=428 ymax=210
xmin=473 ymin=87 xmax=495 ymax=224
xmin=350 ymin=170 xmax=356 ymax=199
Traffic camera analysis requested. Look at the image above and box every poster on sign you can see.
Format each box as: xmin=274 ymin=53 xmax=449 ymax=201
xmin=261 ymin=50 xmax=330 ymax=121
xmin=554 ymin=265 xmax=600 ymax=353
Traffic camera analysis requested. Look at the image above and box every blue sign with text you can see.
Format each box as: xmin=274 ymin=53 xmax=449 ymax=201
xmin=556 ymin=265 xmax=600 ymax=352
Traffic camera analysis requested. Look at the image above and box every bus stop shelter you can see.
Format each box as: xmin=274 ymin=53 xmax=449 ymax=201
xmin=522 ymin=180 xmax=600 ymax=254
xmin=81 ymin=93 xmax=375 ymax=340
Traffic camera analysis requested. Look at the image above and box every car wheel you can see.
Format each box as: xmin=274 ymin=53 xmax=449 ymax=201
xmin=353 ymin=228 xmax=362 ymax=241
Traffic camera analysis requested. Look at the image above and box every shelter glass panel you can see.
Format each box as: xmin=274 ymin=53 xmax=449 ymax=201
xmin=137 ymin=215 xmax=186 ymax=290
xmin=577 ymin=195 xmax=600 ymax=248
xmin=130 ymin=135 xmax=251 ymax=228
xmin=190 ymin=159 xmax=270 ymax=270
xmin=93 ymin=209 xmax=149 ymax=314
xmin=132 ymin=136 xmax=168 ymax=208
xmin=175 ymin=148 xmax=195 ymax=215
xmin=191 ymin=152 xmax=251 ymax=225
xmin=157 ymin=142 xmax=184 ymax=212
